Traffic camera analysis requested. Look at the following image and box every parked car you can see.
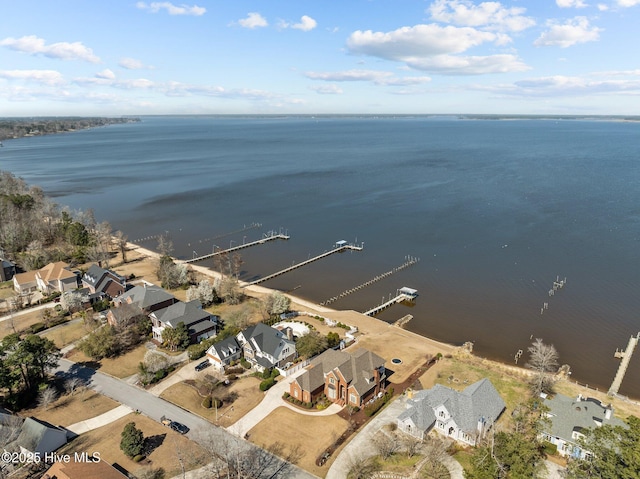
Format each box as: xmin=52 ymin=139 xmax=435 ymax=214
xmin=160 ymin=416 xmax=189 ymax=434
xmin=195 ymin=360 xmax=211 ymax=372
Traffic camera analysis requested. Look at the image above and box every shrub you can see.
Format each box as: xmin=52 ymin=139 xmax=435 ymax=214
xmin=202 ymin=396 xmax=212 ymax=408
xmin=259 ymin=377 xmax=276 ymax=391
xmin=283 ymin=392 xmax=290 ymax=399
xmin=240 ymin=358 xmax=251 ymax=369
xmin=120 ymin=422 xmax=144 ymax=458
xmin=187 ymin=343 xmax=206 ymax=361
xmin=227 ymin=374 xmax=237 ymax=381
xmin=364 ymin=388 xmax=394 ymax=417
xmin=212 ymin=397 xmax=223 ymax=408
xmin=133 ymin=454 xmax=144 ymax=462
xmin=542 ymin=441 xmax=558 ymax=456
xmin=29 ymin=322 xmax=47 ymax=334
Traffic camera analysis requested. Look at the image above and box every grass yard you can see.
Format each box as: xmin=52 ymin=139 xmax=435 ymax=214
xmin=67 ymin=343 xmax=148 ymax=379
xmin=418 ymin=356 xmax=530 ymax=413
xmin=41 ymin=319 xmax=89 ymax=348
xmin=248 ymin=406 xmax=350 ymax=478
xmin=22 ymin=390 xmax=119 ymax=427
xmin=0 ymin=308 xmax=56 ymax=339
xmin=58 ymin=413 xmax=210 ymax=478
xmin=160 ymin=376 xmax=263 ymax=427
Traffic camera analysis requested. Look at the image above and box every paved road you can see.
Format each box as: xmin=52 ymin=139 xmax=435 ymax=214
xmin=54 ymin=359 xmax=316 ymax=479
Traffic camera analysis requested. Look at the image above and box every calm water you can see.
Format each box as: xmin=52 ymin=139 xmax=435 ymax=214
xmin=2 ymin=116 xmax=640 ymax=398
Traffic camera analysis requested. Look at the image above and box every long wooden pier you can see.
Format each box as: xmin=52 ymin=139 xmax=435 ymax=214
xmin=609 ymin=332 xmax=640 ymax=396
xmin=363 ymin=287 xmax=418 ymax=317
xmin=185 ymin=232 xmax=290 ymax=263
xmin=246 ymin=242 xmax=363 ymax=286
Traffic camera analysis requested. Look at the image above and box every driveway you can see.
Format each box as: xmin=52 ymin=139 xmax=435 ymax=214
xmin=326 ymin=394 xmax=464 ymax=479
xmin=54 ymin=358 xmax=316 ymax=479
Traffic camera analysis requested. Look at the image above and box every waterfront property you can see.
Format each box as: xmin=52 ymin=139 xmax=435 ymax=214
xmin=149 ymin=299 xmax=218 ymax=343
xmin=541 ymin=393 xmax=625 ymax=459
xmin=205 ymin=336 xmax=243 ymax=370
xmin=81 ymin=264 xmax=127 ymax=299
xmin=12 ymin=261 xmax=78 ymax=296
xmin=397 ymin=378 xmax=505 ymax=446
xmin=236 ymin=323 xmax=296 ymax=371
xmin=113 ymin=284 xmax=177 ymax=314
xmin=289 ymin=348 xmax=386 ymax=407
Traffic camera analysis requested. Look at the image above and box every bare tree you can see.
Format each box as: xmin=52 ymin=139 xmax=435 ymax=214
xmin=0 ymin=414 xmax=23 ymax=448
xmin=157 ymin=234 xmax=173 ymax=256
xmin=347 ymin=455 xmax=379 ymax=479
xmin=114 ymin=230 xmax=128 ymax=263
xmin=143 ymin=350 xmax=169 ymax=374
xmin=372 ymin=430 xmax=401 ymax=460
xmin=402 ymin=433 xmax=423 ymax=458
xmin=38 ymin=386 xmax=58 ymax=410
xmin=525 ymin=338 xmax=559 ymax=395
xmin=65 ymin=377 xmax=83 ymax=396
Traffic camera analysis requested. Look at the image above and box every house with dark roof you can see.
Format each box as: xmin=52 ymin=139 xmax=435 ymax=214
xmin=290 ymin=348 xmax=386 ymax=407
xmin=397 ymin=378 xmax=505 ymax=446
xmin=541 ymin=393 xmax=625 ymax=459
xmin=81 ymin=264 xmax=126 ymax=299
xmin=106 ymin=302 xmax=145 ymax=328
xmin=205 ymin=337 xmax=243 ymax=370
xmin=236 ymin=323 xmax=296 ymax=371
xmin=114 ymin=284 xmax=177 ymax=314
xmin=149 ymin=299 xmax=218 ymax=343
xmin=0 ymin=258 xmax=17 ymax=282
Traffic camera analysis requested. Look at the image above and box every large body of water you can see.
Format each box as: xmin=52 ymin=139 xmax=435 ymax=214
xmin=2 ymin=115 xmax=640 ymax=398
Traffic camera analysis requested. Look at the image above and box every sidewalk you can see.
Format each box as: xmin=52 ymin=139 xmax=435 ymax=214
xmin=66 ymin=404 xmax=133 ymax=435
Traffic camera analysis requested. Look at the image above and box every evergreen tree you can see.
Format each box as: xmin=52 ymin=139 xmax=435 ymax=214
xmin=120 ymin=421 xmax=144 ymax=458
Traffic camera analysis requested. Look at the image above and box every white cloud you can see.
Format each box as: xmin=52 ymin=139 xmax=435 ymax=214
xmin=0 ymin=35 xmax=100 ymax=63
xmin=556 ymin=0 xmax=588 ymax=8
xmin=119 ymin=57 xmax=154 ymax=70
xmin=346 ymin=24 xmax=528 ymax=74
xmin=0 ymin=69 xmax=65 ymax=85
xmin=597 ymin=3 xmax=609 ymax=10
xmin=534 ymin=17 xmax=602 ymax=48
xmin=305 ymin=69 xmax=394 ymax=82
xmin=95 ymin=69 xmax=115 ymax=80
xmin=309 ymin=84 xmax=343 ymax=94
xmin=379 ymin=76 xmax=432 ymax=86
xmin=428 ymin=0 xmax=535 ymax=32
xmin=136 ymin=2 xmax=206 ymax=16
xmin=617 ymin=0 xmax=640 ymax=6
xmin=292 ymin=15 xmax=317 ymax=31
xmin=238 ymin=12 xmax=268 ymax=29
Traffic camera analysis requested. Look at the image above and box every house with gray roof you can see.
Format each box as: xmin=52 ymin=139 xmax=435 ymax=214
xmin=0 ymin=258 xmax=16 ymax=282
xmin=290 ymin=348 xmax=386 ymax=407
xmin=205 ymin=337 xmax=243 ymax=371
xmin=236 ymin=323 xmax=296 ymax=371
xmin=5 ymin=417 xmax=67 ymax=455
xmin=114 ymin=283 xmax=177 ymax=314
xmin=397 ymin=378 xmax=505 ymax=446
xmin=81 ymin=264 xmax=126 ymax=299
xmin=150 ymin=299 xmax=219 ymax=343
xmin=541 ymin=393 xmax=625 ymax=459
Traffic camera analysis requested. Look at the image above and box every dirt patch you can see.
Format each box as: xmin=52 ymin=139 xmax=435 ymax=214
xmin=21 ymin=390 xmax=119 ymax=427
xmin=248 ymin=406 xmax=350 ymax=478
xmin=57 ymin=413 xmax=209 ymax=478
xmin=160 ymin=376 xmax=263 ymax=427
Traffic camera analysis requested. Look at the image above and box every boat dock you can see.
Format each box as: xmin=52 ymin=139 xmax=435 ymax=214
xmin=246 ymin=241 xmax=363 ymax=286
xmin=185 ymin=231 xmax=290 ymax=263
xmin=608 ymin=332 xmax=640 ymax=396
xmin=363 ymin=287 xmax=418 ymax=317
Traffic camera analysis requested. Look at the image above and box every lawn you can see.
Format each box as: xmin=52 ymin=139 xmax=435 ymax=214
xmin=0 ymin=308 xmax=54 ymax=339
xmin=160 ymin=376 xmax=263 ymax=427
xmin=22 ymin=390 xmax=119 ymax=427
xmin=248 ymin=406 xmax=350 ymax=478
xmin=41 ymin=319 xmax=89 ymax=348
xmin=58 ymin=413 xmax=210 ymax=478
xmin=67 ymin=343 xmax=148 ymax=379
xmin=418 ymin=356 xmax=531 ymax=414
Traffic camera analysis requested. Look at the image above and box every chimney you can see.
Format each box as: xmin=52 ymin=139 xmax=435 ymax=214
xmin=605 ymin=405 xmax=612 ymax=420
xmin=576 ymin=393 xmax=582 ymax=402
xmin=285 ymin=327 xmax=293 ymax=341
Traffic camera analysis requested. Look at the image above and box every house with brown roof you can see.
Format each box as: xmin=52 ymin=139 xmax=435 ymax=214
xmin=12 ymin=270 xmax=38 ymax=295
xmin=42 ymin=459 xmax=128 ymax=479
xmin=81 ymin=264 xmax=126 ymax=299
xmin=290 ymin=348 xmax=386 ymax=407
xmin=35 ymin=262 xmax=78 ymax=294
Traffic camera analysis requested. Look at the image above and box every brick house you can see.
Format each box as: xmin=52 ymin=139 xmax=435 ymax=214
xmin=290 ymin=348 xmax=386 ymax=407
xmin=81 ymin=264 xmax=127 ymax=299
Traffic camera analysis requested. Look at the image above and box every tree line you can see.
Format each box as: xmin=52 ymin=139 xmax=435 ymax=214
xmin=0 ymin=117 xmax=139 ymax=141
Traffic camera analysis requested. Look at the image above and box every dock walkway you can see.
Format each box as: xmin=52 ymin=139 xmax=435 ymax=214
xmin=609 ymin=333 xmax=640 ymax=396
xmin=246 ymin=243 xmax=363 ymax=286
xmin=362 ymin=287 xmax=418 ymax=316
xmin=185 ymin=232 xmax=289 ymax=263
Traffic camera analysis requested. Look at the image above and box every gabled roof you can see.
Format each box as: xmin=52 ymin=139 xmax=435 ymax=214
xmin=153 ymin=300 xmax=217 ymax=329
xmin=544 ymin=394 xmax=625 ymax=442
xmin=109 ymin=302 xmax=144 ymax=325
xmin=119 ymin=284 xmax=174 ymax=310
xmin=240 ymin=323 xmax=292 ymax=357
xmin=9 ymin=417 xmax=67 ymax=454
xmin=13 ymin=270 xmax=37 ymax=285
xmin=38 ymin=262 xmax=76 ymax=282
xmin=399 ymin=378 xmax=505 ymax=435
xmin=43 ymin=459 xmax=128 ymax=479
xmin=208 ymin=337 xmax=241 ymax=359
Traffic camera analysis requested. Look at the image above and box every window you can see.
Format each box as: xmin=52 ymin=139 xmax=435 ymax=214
xmin=328 ymin=388 xmax=336 ymax=399
xmin=329 ymin=377 xmax=335 ymax=385
xmin=349 ymin=393 xmax=357 ymax=404
xmin=294 ymin=390 xmax=298 ymax=398
xmin=439 ymin=410 xmax=445 ymax=418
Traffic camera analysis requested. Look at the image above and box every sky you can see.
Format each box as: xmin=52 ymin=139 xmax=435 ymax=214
xmin=1 ymin=0 xmax=640 ymax=115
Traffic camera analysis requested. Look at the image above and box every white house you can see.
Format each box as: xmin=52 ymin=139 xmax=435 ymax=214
xmin=541 ymin=393 xmax=625 ymax=459
xmin=236 ymin=323 xmax=296 ymax=371
xmin=397 ymin=378 xmax=505 ymax=446
xmin=205 ymin=337 xmax=243 ymax=371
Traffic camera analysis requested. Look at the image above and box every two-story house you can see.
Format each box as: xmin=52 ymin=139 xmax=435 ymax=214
xmin=236 ymin=323 xmax=296 ymax=371
xmin=541 ymin=393 xmax=625 ymax=459
xmin=13 ymin=262 xmax=77 ymax=296
xmin=397 ymin=378 xmax=505 ymax=446
xmin=205 ymin=337 xmax=243 ymax=371
xmin=290 ymin=348 xmax=386 ymax=407
xmin=81 ymin=264 xmax=127 ymax=299
xmin=149 ymin=299 xmax=218 ymax=343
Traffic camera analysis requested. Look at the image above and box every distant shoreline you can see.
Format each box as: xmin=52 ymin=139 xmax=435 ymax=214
xmin=0 ymin=117 xmax=140 ymax=142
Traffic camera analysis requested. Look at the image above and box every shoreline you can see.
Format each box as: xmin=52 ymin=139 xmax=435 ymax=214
xmin=124 ymin=241 xmax=640 ymax=410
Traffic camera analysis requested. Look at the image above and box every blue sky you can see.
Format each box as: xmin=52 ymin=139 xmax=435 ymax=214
xmin=1 ymin=0 xmax=639 ymax=115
